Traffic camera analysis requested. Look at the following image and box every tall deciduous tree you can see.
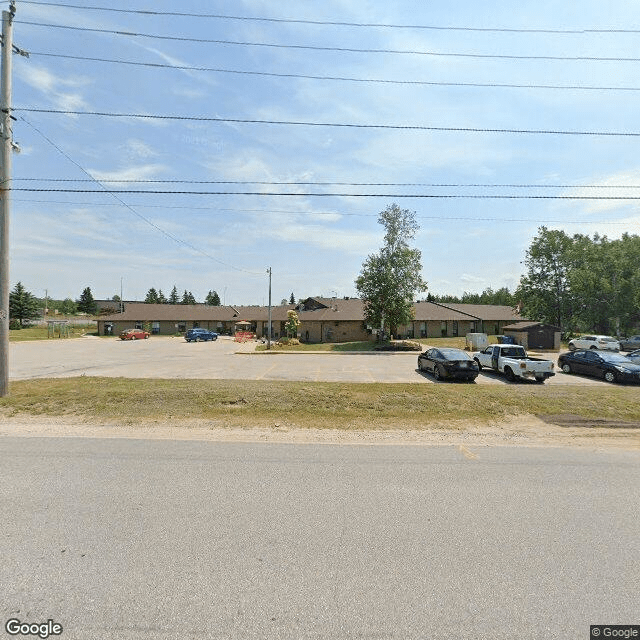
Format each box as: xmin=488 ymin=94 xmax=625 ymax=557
xmin=76 ymin=287 xmax=98 ymax=315
xmin=9 ymin=282 xmax=40 ymax=328
xmin=355 ymin=203 xmax=427 ymax=338
xmin=515 ymin=227 xmax=575 ymax=331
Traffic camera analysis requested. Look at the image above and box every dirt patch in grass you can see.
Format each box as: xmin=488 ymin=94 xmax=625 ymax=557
xmin=537 ymin=414 xmax=640 ymax=429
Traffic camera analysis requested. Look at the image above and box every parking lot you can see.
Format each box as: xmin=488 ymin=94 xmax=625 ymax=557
xmin=8 ymin=335 xmax=614 ymax=386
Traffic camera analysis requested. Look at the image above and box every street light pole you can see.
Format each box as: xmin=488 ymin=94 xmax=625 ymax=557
xmin=0 ymin=6 xmax=15 ymax=398
xmin=267 ymin=267 xmax=272 ymax=350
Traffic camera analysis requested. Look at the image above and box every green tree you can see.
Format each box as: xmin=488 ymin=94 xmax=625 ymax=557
xmin=515 ymin=227 xmax=575 ymax=331
xmin=285 ymin=309 xmax=300 ymax=338
xmin=169 ymin=286 xmax=179 ymax=305
xmin=76 ymin=287 xmax=98 ymax=315
xmin=205 ymin=290 xmax=221 ymax=306
xmin=9 ymin=282 xmax=40 ymax=328
xmin=59 ymin=298 xmax=77 ymax=315
xmin=144 ymin=288 xmax=159 ymax=304
xmin=355 ymin=203 xmax=427 ymax=338
xmin=289 ymin=292 xmax=295 ymax=305
xmin=181 ymin=290 xmax=196 ymax=305
xmin=157 ymin=289 xmax=167 ymax=304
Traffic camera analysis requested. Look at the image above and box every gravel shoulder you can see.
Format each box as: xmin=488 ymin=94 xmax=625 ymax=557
xmin=2 ymin=414 xmax=639 ymax=451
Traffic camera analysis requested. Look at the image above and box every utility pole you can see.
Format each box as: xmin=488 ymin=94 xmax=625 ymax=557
xmin=267 ymin=267 xmax=272 ymax=350
xmin=0 ymin=4 xmax=15 ymax=398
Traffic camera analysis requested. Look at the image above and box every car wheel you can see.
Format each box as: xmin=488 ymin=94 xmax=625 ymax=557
xmin=590 ymin=345 xmax=598 ymax=350
xmin=561 ymin=363 xmax=571 ymax=374
xmin=568 ymin=343 xmax=576 ymax=351
xmin=196 ymin=336 xmax=202 ymax=342
xmin=131 ymin=335 xmax=137 ymax=340
xmin=504 ymin=367 xmax=515 ymax=382
xmin=145 ymin=335 xmax=149 ymax=339
xmin=604 ymin=371 xmax=617 ymax=383
xmin=433 ymin=366 xmax=442 ymax=381
xmin=474 ymin=358 xmax=482 ymax=371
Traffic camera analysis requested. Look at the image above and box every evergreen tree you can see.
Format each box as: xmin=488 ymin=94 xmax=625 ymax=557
xmin=9 ymin=282 xmax=40 ymax=328
xmin=76 ymin=287 xmax=98 ymax=315
xmin=181 ymin=290 xmax=197 ymax=305
xmin=144 ymin=288 xmax=159 ymax=304
xmin=289 ymin=292 xmax=295 ymax=305
xmin=169 ymin=286 xmax=179 ymax=305
xmin=205 ymin=290 xmax=221 ymax=306
xmin=157 ymin=289 xmax=167 ymax=304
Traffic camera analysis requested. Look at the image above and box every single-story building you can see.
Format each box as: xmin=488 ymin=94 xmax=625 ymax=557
xmin=502 ymin=321 xmax=562 ymax=350
xmin=97 ymin=297 xmax=527 ymax=343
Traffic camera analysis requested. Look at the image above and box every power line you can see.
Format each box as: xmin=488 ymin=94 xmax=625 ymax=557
xmin=24 ymin=37 xmax=640 ymax=64
xmin=10 ymin=188 xmax=640 ymax=200
xmin=26 ymin=52 xmax=640 ymax=92
xmin=11 ymin=197 xmax=638 ymax=225
xmin=14 ymin=178 xmax=640 ymax=189
xmin=17 ymin=116 xmax=264 ymax=276
xmin=15 ymin=3 xmax=640 ymax=33
xmin=14 ymin=108 xmax=640 ymax=137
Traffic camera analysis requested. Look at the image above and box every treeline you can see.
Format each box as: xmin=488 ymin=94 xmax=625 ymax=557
xmin=516 ymin=227 xmax=640 ymax=335
xmin=427 ymin=287 xmax=515 ymax=306
xmin=142 ymin=286 xmax=220 ymax=306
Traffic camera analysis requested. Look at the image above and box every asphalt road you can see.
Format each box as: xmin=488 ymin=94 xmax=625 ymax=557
xmin=8 ymin=336 xmax=613 ymax=385
xmin=1 ymin=437 xmax=638 ymax=640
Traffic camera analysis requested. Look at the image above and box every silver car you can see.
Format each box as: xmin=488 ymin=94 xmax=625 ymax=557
xmin=568 ymin=335 xmax=620 ymax=351
xmin=619 ymin=335 xmax=640 ymax=351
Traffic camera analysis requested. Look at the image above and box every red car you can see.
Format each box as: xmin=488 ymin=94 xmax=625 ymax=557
xmin=120 ymin=328 xmax=150 ymax=340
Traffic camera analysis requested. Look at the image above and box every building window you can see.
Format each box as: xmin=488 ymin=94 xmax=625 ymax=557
xmin=152 ymin=322 xmax=160 ymax=335
xmin=441 ymin=321 xmax=448 ymax=337
xmin=453 ymin=321 xmax=458 ymax=337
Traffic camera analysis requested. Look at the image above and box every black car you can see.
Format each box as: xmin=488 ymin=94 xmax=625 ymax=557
xmin=625 ymin=349 xmax=640 ymax=364
xmin=417 ymin=347 xmax=479 ymax=382
xmin=185 ymin=328 xmax=218 ymax=342
xmin=558 ymin=350 xmax=640 ymax=384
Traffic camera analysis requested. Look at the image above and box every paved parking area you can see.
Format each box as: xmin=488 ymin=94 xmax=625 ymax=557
xmin=8 ymin=336 xmax=613 ymax=386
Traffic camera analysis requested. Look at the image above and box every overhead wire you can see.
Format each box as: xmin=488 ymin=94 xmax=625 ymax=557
xmin=15 ymin=3 xmax=640 ymax=33
xmin=13 ymin=108 xmax=640 ymax=137
xmin=11 ymin=198 xmax=636 ymax=226
xmin=24 ymin=52 xmax=640 ymax=92
xmin=17 ymin=115 xmax=265 ymax=276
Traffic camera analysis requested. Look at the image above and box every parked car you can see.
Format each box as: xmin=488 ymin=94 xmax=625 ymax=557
xmin=185 ymin=328 xmax=218 ymax=342
xmin=619 ymin=335 xmax=640 ymax=351
xmin=472 ymin=344 xmax=555 ymax=382
xmin=418 ymin=347 xmax=479 ymax=382
xmin=120 ymin=328 xmax=150 ymax=340
xmin=558 ymin=350 xmax=640 ymax=384
xmin=567 ymin=335 xmax=620 ymax=351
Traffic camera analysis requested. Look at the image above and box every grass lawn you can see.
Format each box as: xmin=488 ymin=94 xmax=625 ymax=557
xmin=1 ymin=377 xmax=639 ymax=428
xmin=9 ymin=323 xmax=98 ymax=342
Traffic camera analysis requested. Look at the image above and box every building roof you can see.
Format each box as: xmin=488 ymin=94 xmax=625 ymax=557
xmin=503 ymin=321 xmax=560 ymax=331
xmin=98 ymin=299 xmax=525 ymax=324
xmin=433 ymin=303 xmax=524 ymax=322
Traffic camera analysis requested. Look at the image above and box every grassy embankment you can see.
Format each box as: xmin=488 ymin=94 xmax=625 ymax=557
xmin=1 ymin=377 xmax=638 ymax=428
xmin=9 ymin=323 xmax=97 ymax=341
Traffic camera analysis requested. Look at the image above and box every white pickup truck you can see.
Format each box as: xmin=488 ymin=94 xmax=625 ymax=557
xmin=472 ymin=344 xmax=556 ymax=383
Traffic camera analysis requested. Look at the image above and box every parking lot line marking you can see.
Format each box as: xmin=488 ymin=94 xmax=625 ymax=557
xmin=458 ymin=445 xmax=479 ymax=460
xmin=255 ymin=362 xmax=279 ymax=380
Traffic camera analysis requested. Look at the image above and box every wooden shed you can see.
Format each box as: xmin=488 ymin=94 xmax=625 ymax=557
xmin=502 ymin=321 xmax=561 ymax=351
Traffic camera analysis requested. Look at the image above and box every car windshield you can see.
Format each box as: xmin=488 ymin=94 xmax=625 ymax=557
xmin=440 ymin=348 xmax=472 ymax=361
xmin=598 ymin=352 xmax=634 ymax=363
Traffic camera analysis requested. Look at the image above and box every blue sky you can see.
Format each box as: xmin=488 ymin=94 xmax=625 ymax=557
xmin=8 ymin=0 xmax=640 ymax=304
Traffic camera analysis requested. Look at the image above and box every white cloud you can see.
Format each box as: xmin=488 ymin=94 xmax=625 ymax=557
xmin=88 ymin=163 xmax=168 ymax=184
xmin=18 ymin=64 xmax=90 ymax=112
